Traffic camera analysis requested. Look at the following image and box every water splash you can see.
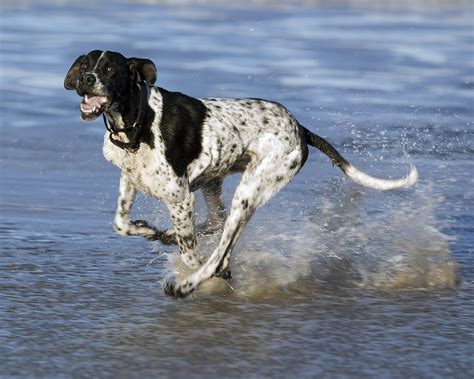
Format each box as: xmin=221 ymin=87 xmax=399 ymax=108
xmin=163 ymin=182 xmax=459 ymax=299
xmin=357 ymin=196 xmax=459 ymax=290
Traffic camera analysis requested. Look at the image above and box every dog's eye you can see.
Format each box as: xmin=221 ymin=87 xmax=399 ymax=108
xmin=80 ymin=63 xmax=88 ymax=71
xmin=106 ymin=66 xmax=113 ymax=73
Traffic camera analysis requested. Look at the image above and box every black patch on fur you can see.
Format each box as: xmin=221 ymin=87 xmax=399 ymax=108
xmin=140 ymin=105 xmax=156 ymax=149
xmin=158 ymin=88 xmax=206 ymax=177
xmin=117 ymin=83 xmax=155 ymax=150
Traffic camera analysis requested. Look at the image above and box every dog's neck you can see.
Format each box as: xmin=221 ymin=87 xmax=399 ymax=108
xmin=103 ymin=80 xmax=149 ymax=152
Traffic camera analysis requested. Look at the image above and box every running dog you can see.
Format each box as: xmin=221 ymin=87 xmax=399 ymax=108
xmin=64 ymin=50 xmax=417 ymax=298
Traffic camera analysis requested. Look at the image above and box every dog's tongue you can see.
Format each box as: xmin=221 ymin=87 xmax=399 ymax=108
xmin=81 ymin=95 xmax=107 ymax=113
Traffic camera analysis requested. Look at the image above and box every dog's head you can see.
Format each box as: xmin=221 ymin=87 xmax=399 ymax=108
xmin=64 ymin=50 xmax=156 ymax=121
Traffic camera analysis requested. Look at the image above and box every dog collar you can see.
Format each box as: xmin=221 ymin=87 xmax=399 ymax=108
xmin=103 ymin=80 xmax=149 ymax=152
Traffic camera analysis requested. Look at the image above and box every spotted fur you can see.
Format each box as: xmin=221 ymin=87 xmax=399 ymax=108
xmin=64 ymin=50 xmax=417 ymax=298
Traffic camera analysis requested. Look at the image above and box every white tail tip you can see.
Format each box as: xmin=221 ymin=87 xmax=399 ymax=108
xmin=345 ymin=164 xmax=418 ymax=191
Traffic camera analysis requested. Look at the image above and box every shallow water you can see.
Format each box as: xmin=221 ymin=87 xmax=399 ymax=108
xmin=1 ymin=1 xmax=473 ymax=378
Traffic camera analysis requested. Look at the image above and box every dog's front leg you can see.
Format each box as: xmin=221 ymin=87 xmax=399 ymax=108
xmin=166 ymin=192 xmax=205 ymax=270
xmin=113 ymin=173 xmax=176 ymax=244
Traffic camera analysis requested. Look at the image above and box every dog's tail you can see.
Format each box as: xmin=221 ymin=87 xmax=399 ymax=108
xmin=301 ymin=125 xmax=418 ymax=191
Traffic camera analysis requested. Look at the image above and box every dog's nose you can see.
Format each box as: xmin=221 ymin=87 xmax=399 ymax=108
xmin=80 ymin=73 xmax=96 ymax=86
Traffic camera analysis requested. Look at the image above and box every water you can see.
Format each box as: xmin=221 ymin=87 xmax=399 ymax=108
xmin=1 ymin=1 xmax=473 ymax=377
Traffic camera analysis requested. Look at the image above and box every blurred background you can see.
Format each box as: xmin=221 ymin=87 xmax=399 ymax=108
xmin=1 ymin=1 xmax=473 ymax=378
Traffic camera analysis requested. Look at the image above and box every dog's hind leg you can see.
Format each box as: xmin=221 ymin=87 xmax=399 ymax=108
xmin=163 ymin=137 xmax=305 ymax=297
xmin=198 ymin=178 xmax=226 ymax=236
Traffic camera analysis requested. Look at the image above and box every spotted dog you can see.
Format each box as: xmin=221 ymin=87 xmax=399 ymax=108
xmin=64 ymin=50 xmax=418 ymax=298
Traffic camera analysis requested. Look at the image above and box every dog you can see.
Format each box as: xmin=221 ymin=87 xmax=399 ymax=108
xmin=64 ymin=50 xmax=417 ymax=298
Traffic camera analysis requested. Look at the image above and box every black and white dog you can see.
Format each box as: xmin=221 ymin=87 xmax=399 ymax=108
xmin=64 ymin=50 xmax=417 ymax=298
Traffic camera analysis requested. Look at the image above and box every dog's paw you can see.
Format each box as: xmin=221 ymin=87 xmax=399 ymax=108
xmin=131 ymin=219 xmax=152 ymax=228
xmin=114 ymin=220 xmax=153 ymax=238
xmin=156 ymin=230 xmax=177 ymax=245
xmin=113 ymin=223 xmax=128 ymax=236
xmin=215 ymin=268 xmax=232 ymax=280
xmin=163 ymin=277 xmax=194 ymax=298
xmin=129 ymin=220 xmax=175 ymax=244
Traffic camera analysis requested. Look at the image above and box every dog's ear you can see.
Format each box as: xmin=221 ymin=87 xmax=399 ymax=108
xmin=64 ymin=55 xmax=86 ymax=90
xmin=127 ymin=57 xmax=157 ymax=85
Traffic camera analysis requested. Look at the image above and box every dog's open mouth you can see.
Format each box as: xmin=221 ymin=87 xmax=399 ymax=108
xmin=80 ymin=94 xmax=109 ymax=120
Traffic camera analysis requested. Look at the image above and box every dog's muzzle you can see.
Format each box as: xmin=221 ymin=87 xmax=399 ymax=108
xmin=80 ymin=94 xmax=109 ymax=120
xmin=78 ymin=74 xmax=110 ymax=121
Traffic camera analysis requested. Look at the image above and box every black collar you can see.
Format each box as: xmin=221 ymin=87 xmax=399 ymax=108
xmin=103 ymin=80 xmax=149 ymax=152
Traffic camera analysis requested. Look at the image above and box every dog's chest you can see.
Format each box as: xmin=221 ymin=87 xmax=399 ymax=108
xmin=102 ymin=136 xmax=186 ymax=200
